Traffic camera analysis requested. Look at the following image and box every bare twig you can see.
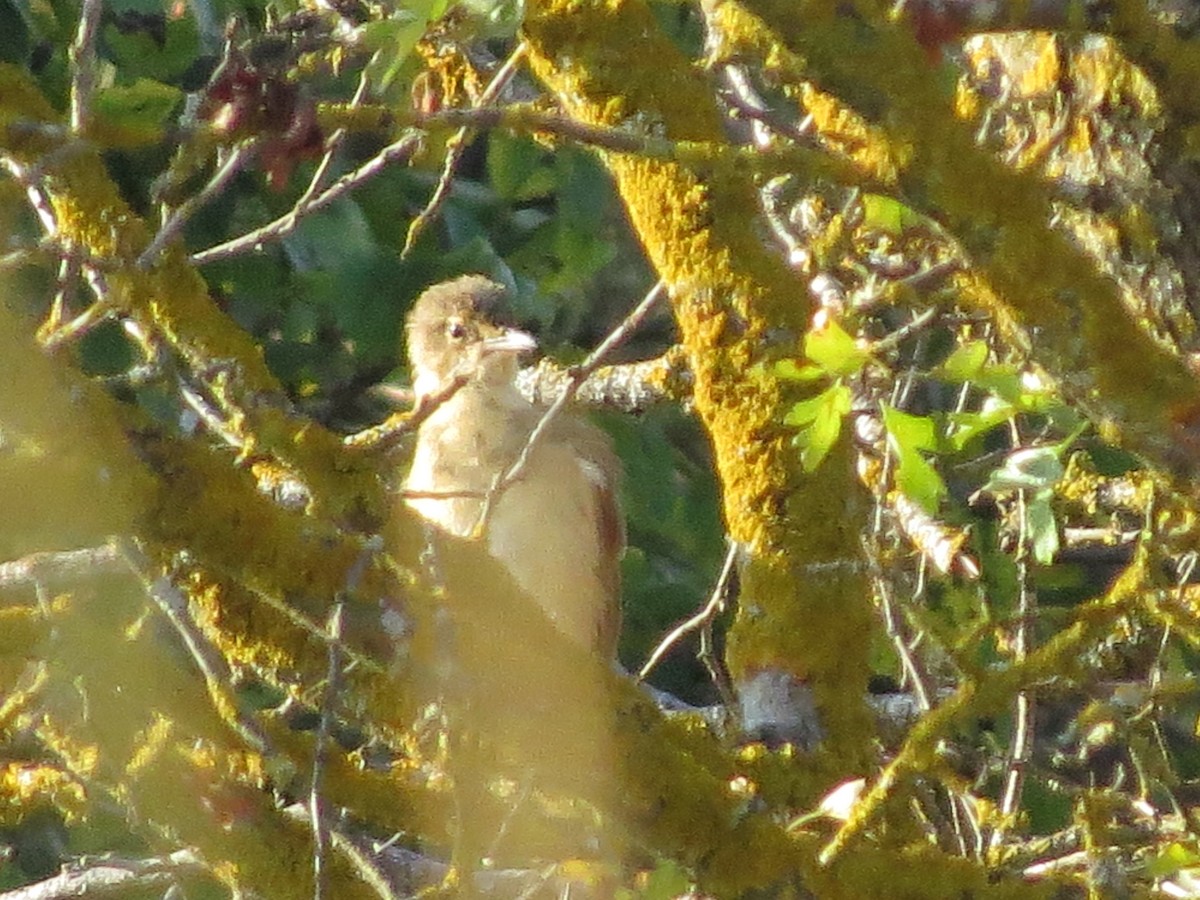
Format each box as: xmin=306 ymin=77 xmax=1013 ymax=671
xmin=0 ymin=543 xmax=123 ymax=592
xmin=991 ymin=489 xmax=1036 ymax=851
xmin=0 ymin=850 xmax=207 ymax=900
xmin=473 ymin=280 xmax=666 ymax=534
xmin=870 ymin=562 xmax=933 ymax=713
xmin=343 ymin=369 xmax=473 ymax=452
xmin=401 ymin=43 xmax=528 ymax=258
xmin=190 ymin=132 xmax=422 ymax=266
xmin=119 ymin=538 xmax=273 ymax=756
xmin=516 ymin=351 xmax=688 ymax=413
xmin=715 ymin=62 xmax=814 ymax=147
xmin=311 ymin=600 xmax=343 ymax=900
xmin=638 ymin=538 xmax=738 ymax=693
xmin=310 ymin=538 xmax=376 ymax=900
xmin=138 ymin=144 xmax=257 ymax=270
xmin=0 ymin=245 xmax=46 ymax=271
xmin=403 ymin=105 xmax=833 ymax=170
xmin=68 ymin=0 xmax=103 ymax=133
xmin=301 ymin=67 xmax=373 ymax=207
xmin=191 ymin=97 xmax=850 ymax=269
xmin=0 ymin=156 xmax=60 ymax=238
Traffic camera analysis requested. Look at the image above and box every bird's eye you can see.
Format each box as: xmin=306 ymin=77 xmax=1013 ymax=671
xmin=446 ymin=319 xmax=467 ymax=340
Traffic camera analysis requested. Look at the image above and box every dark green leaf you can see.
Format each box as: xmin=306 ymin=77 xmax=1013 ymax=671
xmin=92 ymin=77 xmax=181 ymax=142
xmin=487 ymin=134 xmax=557 ymax=201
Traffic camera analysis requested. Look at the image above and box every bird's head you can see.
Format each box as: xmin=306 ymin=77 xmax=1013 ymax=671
xmin=405 ymin=275 xmax=536 ymax=397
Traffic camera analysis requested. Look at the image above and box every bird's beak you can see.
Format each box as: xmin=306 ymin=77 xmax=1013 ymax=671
xmin=480 ymin=328 xmax=537 ymax=356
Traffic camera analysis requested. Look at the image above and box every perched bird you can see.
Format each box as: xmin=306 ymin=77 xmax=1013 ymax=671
xmin=402 ymin=275 xmax=624 ymax=656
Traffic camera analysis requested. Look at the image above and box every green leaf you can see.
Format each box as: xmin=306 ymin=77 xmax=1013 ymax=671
xmin=897 ymin=447 xmax=946 ymax=512
xmin=787 ymin=383 xmax=851 ymax=471
xmin=1145 ymin=842 xmax=1200 ymax=878
xmin=92 ymin=78 xmax=181 ymax=143
xmin=487 ymin=134 xmax=557 ymax=201
xmin=636 ymin=859 xmax=693 ymax=900
xmin=881 ymin=404 xmax=946 ymax=511
xmin=973 ymin=364 xmax=1024 ymax=404
xmin=945 ymin=397 xmax=1015 ymax=450
xmin=362 ymin=0 xmax=451 ymax=89
xmin=1026 ymin=491 xmax=1059 ymax=565
xmin=860 ymin=193 xmax=923 ymax=235
xmin=982 ymin=447 xmax=1064 ymax=493
xmin=880 ymin=404 xmax=936 ymax=451
xmin=784 ymin=383 xmax=849 ymax=426
xmin=102 ymin=14 xmax=199 ymax=84
xmin=773 ymin=358 xmax=826 ymax=382
xmin=935 ymin=339 xmax=989 ymax=382
xmin=804 ymin=318 xmax=870 ymax=376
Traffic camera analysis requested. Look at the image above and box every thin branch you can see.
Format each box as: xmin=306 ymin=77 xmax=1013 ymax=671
xmin=310 ymin=537 xmax=376 ymax=900
xmin=473 ymin=280 xmax=666 ymax=534
xmin=638 ymin=538 xmax=737 ymax=684
xmin=68 ymin=0 xmax=103 ymax=133
xmin=301 ymin=66 xmax=373 ymax=206
xmin=515 ymin=352 xmax=689 ymax=413
xmin=37 ymin=248 xmax=121 ymax=352
xmin=0 ymin=850 xmax=207 ymax=900
xmin=0 ymin=156 xmax=61 ymax=238
xmin=399 ymin=105 xmax=852 ymax=178
xmin=0 ymin=543 xmax=123 ymax=592
xmin=138 ymin=144 xmax=257 ymax=270
xmin=343 ymin=370 xmax=472 ymax=452
xmin=991 ymin=490 xmax=1036 ymax=851
xmin=311 ymin=600 xmax=343 ymax=900
xmin=190 ymin=131 xmax=423 ymax=266
xmin=870 ymin=562 xmax=933 ymax=713
xmin=119 ymin=538 xmax=273 ymax=756
xmin=0 ymin=245 xmax=46 ymax=271
xmin=191 ymin=98 xmax=854 ymax=269
xmin=401 ymin=43 xmax=528 ymax=259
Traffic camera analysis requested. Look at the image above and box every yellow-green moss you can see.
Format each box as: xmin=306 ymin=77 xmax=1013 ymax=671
xmin=526 ymin=0 xmax=876 ymax=793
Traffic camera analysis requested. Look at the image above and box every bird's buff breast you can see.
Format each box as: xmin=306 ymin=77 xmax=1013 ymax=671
xmin=403 ymin=392 xmax=611 ymax=648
